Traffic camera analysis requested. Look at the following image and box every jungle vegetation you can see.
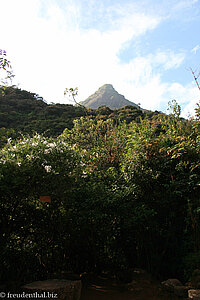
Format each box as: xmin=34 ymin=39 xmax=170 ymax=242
xmin=0 ymin=50 xmax=200 ymax=288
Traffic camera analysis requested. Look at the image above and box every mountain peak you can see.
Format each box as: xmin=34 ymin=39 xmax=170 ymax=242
xmin=100 ymin=83 xmax=114 ymax=89
xmin=79 ymin=84 xmax=139 ymax=110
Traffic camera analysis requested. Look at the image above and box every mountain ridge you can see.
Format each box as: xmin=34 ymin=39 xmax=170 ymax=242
xmin=79 ymin=84 xmax=140 ymax=110
xmin=0 ymin=86 xmax=162 ymax=147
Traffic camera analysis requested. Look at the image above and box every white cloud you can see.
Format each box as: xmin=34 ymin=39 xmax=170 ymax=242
xmin=0 ymin=0 xmax=198 ymax=117
xmin=173 ymin=0 xmax=198 ymax=11
xmin=166 ymin=82 xmax=200 ymax=117
xmin=191 ymin=45 xmax=200 ymax=54
xmin=152 ymin=51 xmax=185 ymax=70
xmin=0 ymin=0 xmax=162 ymax=103
xmin=108 ymin=50 xmax=188 ymax=112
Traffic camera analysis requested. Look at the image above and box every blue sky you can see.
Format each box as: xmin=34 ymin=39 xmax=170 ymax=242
xmin=0 ymin=0 xmax=200 ymax=116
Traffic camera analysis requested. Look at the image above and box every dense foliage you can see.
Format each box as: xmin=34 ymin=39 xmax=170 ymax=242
xmin=0 ymin=86 xmax=158 ymax=148
xmin=0 ymin=135 xmax=80 ymax=283
xmin=0 ymin=100 xmax=200 ymax=288
xmin=0 ymin=87 xmax=86 ymax=141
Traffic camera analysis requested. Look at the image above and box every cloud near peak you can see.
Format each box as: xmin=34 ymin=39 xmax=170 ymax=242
xmin=0 ymin=0 xmax=199 ymax=117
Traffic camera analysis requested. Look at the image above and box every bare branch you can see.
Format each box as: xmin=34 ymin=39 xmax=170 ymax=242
xmin=190 ymin=67 xmax=200 ymax=91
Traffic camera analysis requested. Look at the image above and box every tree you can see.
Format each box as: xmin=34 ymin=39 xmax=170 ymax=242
xmin=64 ymin=87 xmax=79 ymax=104
xmin=190 ymin=67 xmax=200 ymax=91
xmin=64 ymin=87 xmax=88 ymax=116
xmin=0 ymin=134 xmax=80 ymax=282
xmin=0 ymin=49 xmax=15 ymax=89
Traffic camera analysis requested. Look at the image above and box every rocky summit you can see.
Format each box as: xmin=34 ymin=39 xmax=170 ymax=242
xmin=79 ymin=84 xmax=140 ymax=110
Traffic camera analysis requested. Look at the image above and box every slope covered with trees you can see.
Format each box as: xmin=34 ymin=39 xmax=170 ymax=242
xmin=0 ymin=86 xmax=86 ymax=139
xmin=0 ymin=101 xmax=200 ymax=288
xmin=1 ymin=49 xmax=200 ymax=291
xmin=0 ymin=86 xmax=159 ymax=147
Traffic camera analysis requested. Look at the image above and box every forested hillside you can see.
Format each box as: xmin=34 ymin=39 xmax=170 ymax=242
xmin=0 ymin=98 xmax=200 ymax=289
xmin=0 ymin=86 xmax=159 ymax=147
xmin=0 ymin=86 xmax=85 ymax=140
xmin=1 ymin=51 xmax=200 ymax=293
